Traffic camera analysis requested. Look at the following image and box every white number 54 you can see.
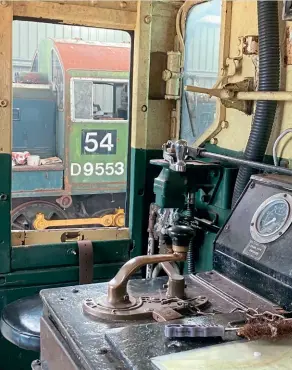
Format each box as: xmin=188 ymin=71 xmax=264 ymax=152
xmin=84 ymin=132 xmax=114 ymax=153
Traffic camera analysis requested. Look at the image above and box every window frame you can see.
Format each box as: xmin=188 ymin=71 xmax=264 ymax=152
xmin=70 ymin=77 xmax=129 ymax=123
xmin=51 ymin=48 xmax=65 ymax=112
xmin=181 ymin=0 xmax=232 ymax=147
xmin=0 ymin=1 xmax=174 ymax=248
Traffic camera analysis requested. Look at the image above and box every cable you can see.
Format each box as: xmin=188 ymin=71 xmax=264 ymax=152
xmin=272 ymin=128 xmax=292 ymax=166
xmin=176 ymin=4 xmax=185 ymax=55
xmin=232 ymin=0 xmax=280 ymax=206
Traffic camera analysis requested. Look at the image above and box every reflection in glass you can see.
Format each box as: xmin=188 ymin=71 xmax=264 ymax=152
xmin=181 ymin=0 xmax=221 ymax=144
xmin=73 ymin=80 xmax=129 ymax=121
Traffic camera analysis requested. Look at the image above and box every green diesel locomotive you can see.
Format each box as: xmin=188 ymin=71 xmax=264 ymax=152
xmin=12 ymin=38 xmax=130 ymax=230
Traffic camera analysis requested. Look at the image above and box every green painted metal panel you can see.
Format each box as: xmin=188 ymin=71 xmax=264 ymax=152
xmin=11 ymin=239 xmax=130 ymax=270
xmin=0 ymin=263 xmax=124 ymax=288
xmin=0 ymin=154 xmax=11 ymax=274
xmin=129 ymin=148 xmax=162 ymax=258
xmin=37 ymin=38 xmax=55 ymax=76
xmin=68 ymin=121 xmax=128 ymax=191
xmin=67 ymin=69 xmax=129 ymax=194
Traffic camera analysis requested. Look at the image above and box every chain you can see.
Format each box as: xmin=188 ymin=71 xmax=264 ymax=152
xmin=228 ymin=307 xmax=289 ymax=327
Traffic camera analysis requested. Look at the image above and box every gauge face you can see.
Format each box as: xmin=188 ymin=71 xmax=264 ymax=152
xmin=256 ymin=199 xmax=289 ymax=236
xmin=250 ymin=193 xmax=292 ymax=244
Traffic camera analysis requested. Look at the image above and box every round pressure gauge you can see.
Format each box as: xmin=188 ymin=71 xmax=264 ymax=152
xmin=250 ymin=193 xmax=292 ymax=244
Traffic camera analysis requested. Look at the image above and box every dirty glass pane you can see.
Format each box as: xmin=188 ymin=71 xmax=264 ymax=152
xmin=181 ymin=0 xmax=222 ymax=145
xmin=92 ymin=82 xmax=129 ymax=120
xmin=73 ymin=81 xmax=129 ymax=121
xmin=93 ymin=83 xmax=114 ymax=117
xmin=116 ymin=83 xmax=128 ymax=120
xmin=12 ymin=20 xmax=131 ymax=232
xmin=73 ymin=80 xmax=93 ymax=120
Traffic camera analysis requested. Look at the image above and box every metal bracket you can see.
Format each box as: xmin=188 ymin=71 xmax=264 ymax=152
xmin=221 ymin=78 xmax=254 ymax=114
xmin=163 ymin=51 xmax=182 ymax=100
xmin=185 ymin=78 xmax=254 ymax=115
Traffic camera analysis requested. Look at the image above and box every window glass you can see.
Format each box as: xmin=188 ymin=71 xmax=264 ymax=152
xmin=181 ymin=0 xmax=222 ymax=144
xmin=73 ymin=80 xmax=93 ymax=120
xmin=72 ymin=79 xmax=129 ymax=121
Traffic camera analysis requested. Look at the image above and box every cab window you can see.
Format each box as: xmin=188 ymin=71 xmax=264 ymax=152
xmin=181 ymin=0 xmax=222 ymax=144
xmin=71 ymin=78 xmax=129 ymax=122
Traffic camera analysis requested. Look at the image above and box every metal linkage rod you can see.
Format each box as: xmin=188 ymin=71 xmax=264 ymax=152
xmin=188 ymin=148 xmax=292 ymax=176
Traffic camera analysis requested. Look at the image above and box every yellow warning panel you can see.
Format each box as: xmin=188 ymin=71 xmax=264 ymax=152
xmin=151 ymin=339 xmax=292 ymax=370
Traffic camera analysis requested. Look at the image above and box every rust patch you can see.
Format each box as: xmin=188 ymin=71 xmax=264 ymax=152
xmin=242 ymin=36 xmax=258 ymax=55
xmin=285 ymin=26 xmax=292 ymax=65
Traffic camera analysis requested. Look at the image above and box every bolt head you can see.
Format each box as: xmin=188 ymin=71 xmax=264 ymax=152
xmin=144 ymin=15 xmax=152 ymax=24
xmin=162 ymin=69 xmax=172 ymax=81
xmin=0 ymin=99 xmax=8 ymax=108
xmin=221 ymin=121 xmax=229 ymax=129
xmin=210 ymin=137 xmax=218 ymax=145
xmin=0 ymin=194 xmax=7 ymax=201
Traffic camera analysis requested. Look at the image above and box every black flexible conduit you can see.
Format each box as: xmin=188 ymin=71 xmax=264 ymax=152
xmin=231 ymin=1 xmax=280 ymax=206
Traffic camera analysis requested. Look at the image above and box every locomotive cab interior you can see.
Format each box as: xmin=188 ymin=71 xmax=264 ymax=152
xmin=2 ymin=0 xmax=292 ymax=369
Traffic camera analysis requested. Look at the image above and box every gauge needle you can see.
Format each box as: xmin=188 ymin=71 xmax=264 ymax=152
xmin=264 ymin=217 xmax=276 ymax=227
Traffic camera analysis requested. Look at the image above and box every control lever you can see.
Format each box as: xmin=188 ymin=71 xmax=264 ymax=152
xmin=171 ymin=140 xmax=188 ymax=172
xmin=163 ymin=140 xmax=188 ymax=172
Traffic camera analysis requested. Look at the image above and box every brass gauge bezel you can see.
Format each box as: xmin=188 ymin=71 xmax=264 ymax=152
xmin=250 ymin=193 xmax=292 ymax=244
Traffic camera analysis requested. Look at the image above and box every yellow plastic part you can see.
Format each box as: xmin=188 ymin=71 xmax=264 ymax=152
xmin=33 ymin=209 xmax=125 ymax=230
xmin=152 ymin=338 xmax=292 ymax=370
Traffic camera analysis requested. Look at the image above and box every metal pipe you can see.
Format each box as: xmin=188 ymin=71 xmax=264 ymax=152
xmin=236 ymin=91 xmax=292 ymax=101
xmin=192 ymin=149 xmax=292 ymax=176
